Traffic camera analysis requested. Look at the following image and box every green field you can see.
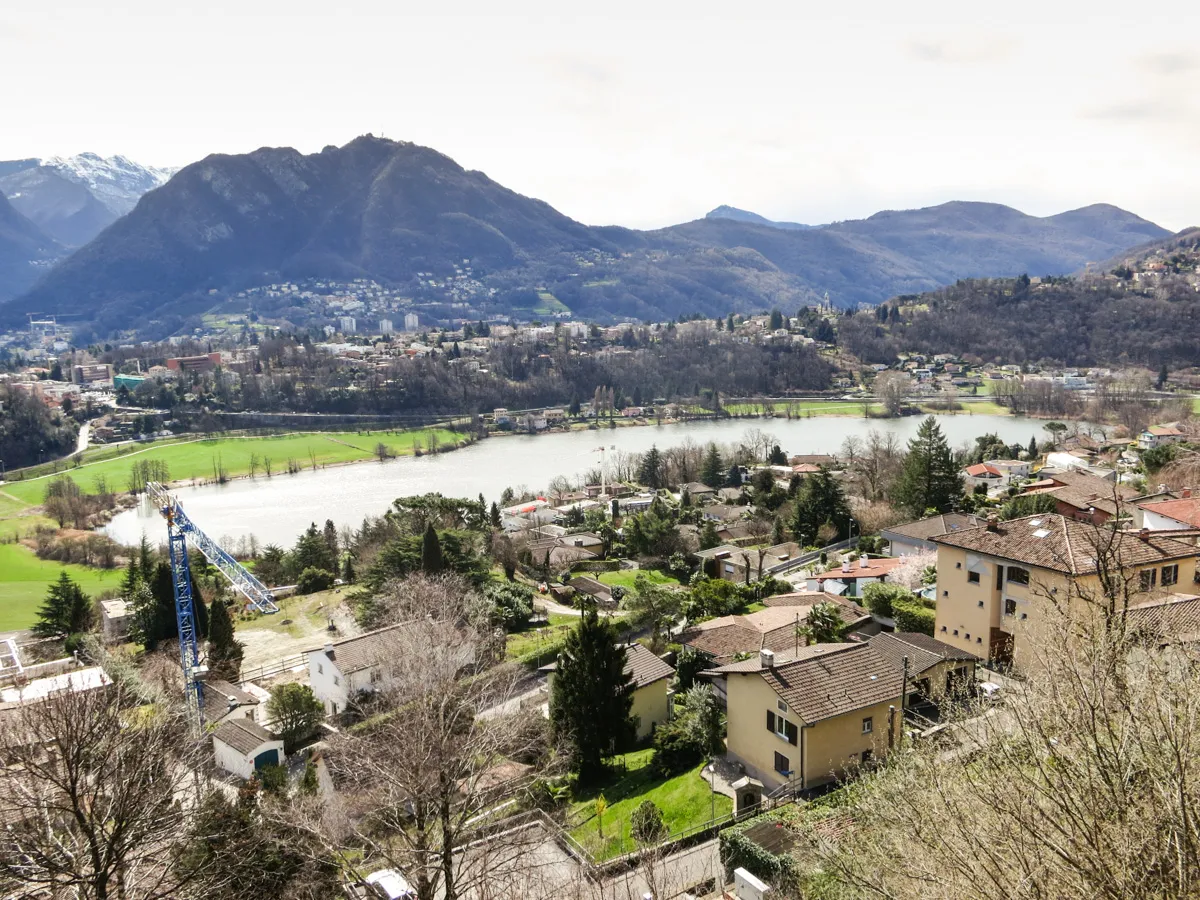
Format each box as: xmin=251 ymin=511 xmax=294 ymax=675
xmin=722 ymin=400 xmax=881 ymax=417
xmin=0 ymin=543 xmax=124 ymax=632
xmin=2 ymin=428 xmax=459 ymax=505
xmin=597 ymin=569 xmax=681 ymax=591
xmin=505 ymin=612 xmax=577 ymax=661
xmin=569 ymin=749 xmax=732 ymax=860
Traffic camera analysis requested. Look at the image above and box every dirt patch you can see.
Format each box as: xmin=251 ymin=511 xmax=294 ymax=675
xmin=235 ymin=588 xmax=361 ymax=670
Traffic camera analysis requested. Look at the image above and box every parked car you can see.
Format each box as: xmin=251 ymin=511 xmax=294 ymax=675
xmin=978 ymin=681 xmax=1003 ymax=704
xmin=364 ymin=870 xmax=415 ymax=900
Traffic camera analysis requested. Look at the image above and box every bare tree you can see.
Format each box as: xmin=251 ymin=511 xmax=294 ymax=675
xmin=0 ymin=685 xmax=210 ymax=900
xmin=874 ymin=372 xmax=911 ymax=417
xmin=321 ymin=574 xmax=560 ymax=900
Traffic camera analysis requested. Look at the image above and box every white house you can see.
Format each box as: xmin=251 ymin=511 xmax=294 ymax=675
xmin=1139 ymin=494 xmax=1200 ymax=532
xmin=212 ymin=718 xmax=284 ymax=780
xmin=1139 ymin=425 xmax=1187 ymax=451
xmin=306 ymin=625 xmax=406 ymax=716
xmin=203 ymin=679 xmax=261 ymax=727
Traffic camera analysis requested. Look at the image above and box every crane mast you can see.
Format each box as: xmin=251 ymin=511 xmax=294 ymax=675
xmin=147 ymin=482 xmax=279 ymax=726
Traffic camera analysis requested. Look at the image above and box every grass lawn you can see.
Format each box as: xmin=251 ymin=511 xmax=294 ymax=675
xmin=0 ymin=543 xmax=125 ymax=632
xmin=568 ymin=749 xmax=731 ymax=860
xmin=597 ymin=569 xmax=681 ymax=591
xmin=1 ymin=427 xmax=459 ymax=505
xmin=723 ymin=400 xmax=879 ymax=417
xmin=505 ymin=613 xmax=577 ymax=661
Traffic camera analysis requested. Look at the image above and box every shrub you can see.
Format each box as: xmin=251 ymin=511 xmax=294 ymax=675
xmin=719 ymin=812 xmax=800 ymax=889
xmin=650 ymin=718 xmax=703 ymax=777
xmin=631 ymin=800 xmax=667 ymax=845
xmin=258 ymin=763 xmax=288 ymax=795
xmin=861 ymin=582 xmax=913 ymax=618
xmin=893 ymin=599 xmax=936 ymax=636
xmin=296 ymin=567 xmax=335 ymax=595
xmin=485 ymin=581 xmax=534 ymax=628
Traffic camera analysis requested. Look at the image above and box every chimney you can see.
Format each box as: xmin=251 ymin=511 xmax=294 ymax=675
xmin=841 ymin=560 xmax=851 ymax=574
xmin=759 ymin=648 xmax=775 ymax=669
xmin=1159 ymin=484 xmax=1169 ymax=494
xmin=986 ymin=516 xmax=1000 ymax=533
xmin=1185 ymin=489 xmax=1193 ymax=499
xmin=323 ymin=642 xmax=335 ymax=657
xmin=859 ymin=555 xmax=869 ymax=569
xmin=1138 ymin=528 xmax=1151 ymax=542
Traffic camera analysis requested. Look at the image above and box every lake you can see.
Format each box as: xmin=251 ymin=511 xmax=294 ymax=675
xmin=107 ymin=413 xmax=1053 ymax=547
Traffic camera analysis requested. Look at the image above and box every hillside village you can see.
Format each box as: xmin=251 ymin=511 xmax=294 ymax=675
xmin=7 ymin=396 xmax=1200 ymax=897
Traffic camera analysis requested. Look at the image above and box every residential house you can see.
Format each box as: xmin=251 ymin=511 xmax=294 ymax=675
xmin=566 ymin=575 xmax=615 ymax=607
xmin=1044 ymin=452 xmax=1116 ymax=481
xmin=212 ymin=718 xmax=284 ymax=780
xmin=963 ymin=463 xmax=1006 ymax=492
xmin=712 ymin=643 xmax=903 ymax=791
xmin=704 ymin=542 xmax=806 ymax=584
xmin=203 ymin=679 xmax=262 ymax=727
xmin=932 ymin=514 xmax=1199 ymax=670
xmin=807 ymin=556 xmax=905 ymax=598
xmin=702 ymin=503 xmax=748 ymax=524
xmin=867 ymin=632 xmax=979 ymax=704
xmin=1139 ymin=494 xmax=1200 ymax=532
xmin=306 ymin=625 xmax=405 ymax=715
xmin=881 ymin=513 xmax=986 ymax=557
xmin=679 ymin=482 xmax=717 ymax=503
xmin=1139 ymin=425 xmax=1187 ymax=451
xmin=678 ymin=602 xmax=875 ymax=667
xmin=542 ymin=643 xmax=675 ymax=740
xmin=1020 ymin=469 xmax=1139 ymax=525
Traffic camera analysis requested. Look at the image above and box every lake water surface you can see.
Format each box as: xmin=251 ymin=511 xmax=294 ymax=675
xmin=107 ymin=414 xmax=1052 ymax=547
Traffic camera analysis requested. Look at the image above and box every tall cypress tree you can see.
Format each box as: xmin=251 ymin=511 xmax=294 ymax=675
xmin=549 ymin=604 xmax=635 ymax=782
xmin=700 ymin=443 xmax=724 ymax=488
xmin=893 ymin=416 xmax=965 ymax=518
xmin=207 ymin=599 xmax=244 ymax=681
xmin=421 ymin=523 xmax=444 ymax=574
xmin=790 ymin=467 xmax=851 ymax=545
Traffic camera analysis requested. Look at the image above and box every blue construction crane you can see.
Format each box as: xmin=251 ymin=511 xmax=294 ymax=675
xmin=147 ymin=482 xmax=279 ymax=724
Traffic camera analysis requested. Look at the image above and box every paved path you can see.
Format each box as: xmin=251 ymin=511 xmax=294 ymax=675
xmin=75 ymin=423 xmax=91 ymax=455
xmin=599 ymin=838 xmax=723 ymax=899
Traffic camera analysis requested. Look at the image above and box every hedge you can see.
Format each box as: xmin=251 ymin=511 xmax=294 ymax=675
xmin=892 ymin=599 xmax=935 ymax=636
xmin=570 ymin=559 xmax=622 ymax=573
xmin=718 ymin=811 xmax=800 ymax=890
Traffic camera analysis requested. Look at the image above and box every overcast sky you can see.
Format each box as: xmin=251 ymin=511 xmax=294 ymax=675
xmin=2 ymin=0 xmax=1197 ymax=231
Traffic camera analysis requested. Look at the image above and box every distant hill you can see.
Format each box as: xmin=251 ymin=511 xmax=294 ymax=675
xmin=0 ymin=153 xmax=173 ymax=247
xmin=0 ymin=193 xmax=63 ymax=303
xmin=704 ymin=205 xmax=817 ymax=230
xmin=0 ymin=137 xmax=1173 ymax=336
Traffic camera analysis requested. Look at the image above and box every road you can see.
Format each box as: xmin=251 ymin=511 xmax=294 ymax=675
xmin=75 ymin=422 xmax=91 ymax=455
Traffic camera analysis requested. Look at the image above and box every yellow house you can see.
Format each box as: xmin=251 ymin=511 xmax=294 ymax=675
xmin=541 ymin=642 xmax=675 ymax=741
xmin=867 ymin=632 xmax=980 ymax=704
xmin=712 ymin=643 xmax=904 ymax=792
xmin=932 ymin=514 xmax=1199 ymax=670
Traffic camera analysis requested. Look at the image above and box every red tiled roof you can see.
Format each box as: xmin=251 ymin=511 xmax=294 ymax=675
xmin=1139 ymin=497 xmax=1200 ymax=529
xmin=814 ymin=557 xmax=905 ymax=582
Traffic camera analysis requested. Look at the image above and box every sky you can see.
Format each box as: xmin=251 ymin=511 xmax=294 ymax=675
xmin=2 ymin=0 xmax=1198 ymax=231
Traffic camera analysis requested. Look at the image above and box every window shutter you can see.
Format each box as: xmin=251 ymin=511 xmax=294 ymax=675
xmin=767 ymin=710 xmax=775 ymax=733
xmin=786 ymin=721 xmax=798 ymax=746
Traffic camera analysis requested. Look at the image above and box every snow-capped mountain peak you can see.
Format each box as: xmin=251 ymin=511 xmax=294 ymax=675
xmin=40 ymin=153 xmax=174 ymax=216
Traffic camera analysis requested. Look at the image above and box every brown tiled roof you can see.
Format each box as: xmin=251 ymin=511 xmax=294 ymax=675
xmin=203 ymin=679 xmax=259 ymax=719
xmin=306 ymin=624 xmax=407 ymax=675
xmin=213 ymin=718 xmax=277 ymax=755
xmin=932 ymin=514 xmax=1198 ymax=575
xmin=623 ymin=643 xmax=675 ymax=688
xmin=679 ymin=603 xmax=868 ymax=662
xmin=761 ymin=591 xmax=851 ymax=608
xmin=1124 ymin=593 xmax=1200 ymax=644
xmin=568 ymin=575 xmax=611 ymax=597
xmin=813 ymin=557 xmax=905 ymax=582
xmin=883 ymin=513 xmax=986 ymax=542
xmin=868 ymin=632 xmax=980 ymax=677
xmin=1036 ymin=470 xmax=1139 ymax=500
xmin=1030 ymin=485 xmax=1120 ymax=517
xmin=714 ymin=643 xmax=904 ymax=724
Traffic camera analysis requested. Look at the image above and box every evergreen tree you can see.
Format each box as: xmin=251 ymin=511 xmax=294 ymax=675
xmin=790 ymin=467 xmax=852 ymax=545
xmin=119 ymin=556 xmax=141 ymax=599
xmin=489 ymin=501 xmax=502 ymax=529
xmin=893 ymin=417 xmax=965 ymax=518
xmin=637 ymin=445 xmax=665 ymax=489
xmin=767 ymin=444 xmax=788 ymax=465
xmin=700 ymin=443 xmax=725 ymax=488
xmin=207 ymin=599 xmax=245 ymax=681
xmin=421 ymin=523 xmax=444 ymax=574
xmin=1158 ymin=363 xmax=1169 ymax=389
xmin=769 ymin=309 xmax=784 ymax=330
xmin=32 ymin=572 xmax=91 ymax=638
xmin=698 ymin=519 xmax=721 ymax=551
xmin=321 ymin=519 xmax=339 ymax=561
xmin=549 ymin=604 xmax=636 ymax=782
xmin=137 ymin=535 xmax=154 ymax=581
xmin=726 ymin=313 xmax=735 ymax=332
xmin=342 ymin=554 xmax=356 ymax=583
xmin=1027 ymin=435 xmax=1038 ymax=460
xmin=771 ymin=516 xmax=786 ymax=546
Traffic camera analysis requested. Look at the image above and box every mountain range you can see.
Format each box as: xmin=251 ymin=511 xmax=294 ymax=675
xmin=0 ymin=136 xmax=1174 ymax=337
xmin=704 ymin=205 xmax=817 ymax=230
xmin=0 ymin=153 xmax=173 ymax=248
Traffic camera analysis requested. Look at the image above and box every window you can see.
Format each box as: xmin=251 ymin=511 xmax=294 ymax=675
xmin=1007 ymin=566 xmax=1030 ymax=586
xmin=333 ymin=676 xmax=340 ymax=686
xmin=1140 ymin=569 xmax=1158 ymax=591
xmin=1004 ymin=598 xmax=1017 ymax=616
xmin=317 ymin=663 xmax=323 ymax=675
xmin=862 ymin=716 xmax=873 ymax=735
xmin=861 ymin=749 xmax=874 ymax=764
xmin=1163 ymin=564 xmax=1179 ymax=587
xmin=996 ymin=567 xmax=1004 ymax=590
xmin=774 ymin=752 xmax=791 ymax=776
xmin=968 ymin=571 xmax=981 ymax=584
xmin=777 ymin=700 xmax=788 ymax=714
